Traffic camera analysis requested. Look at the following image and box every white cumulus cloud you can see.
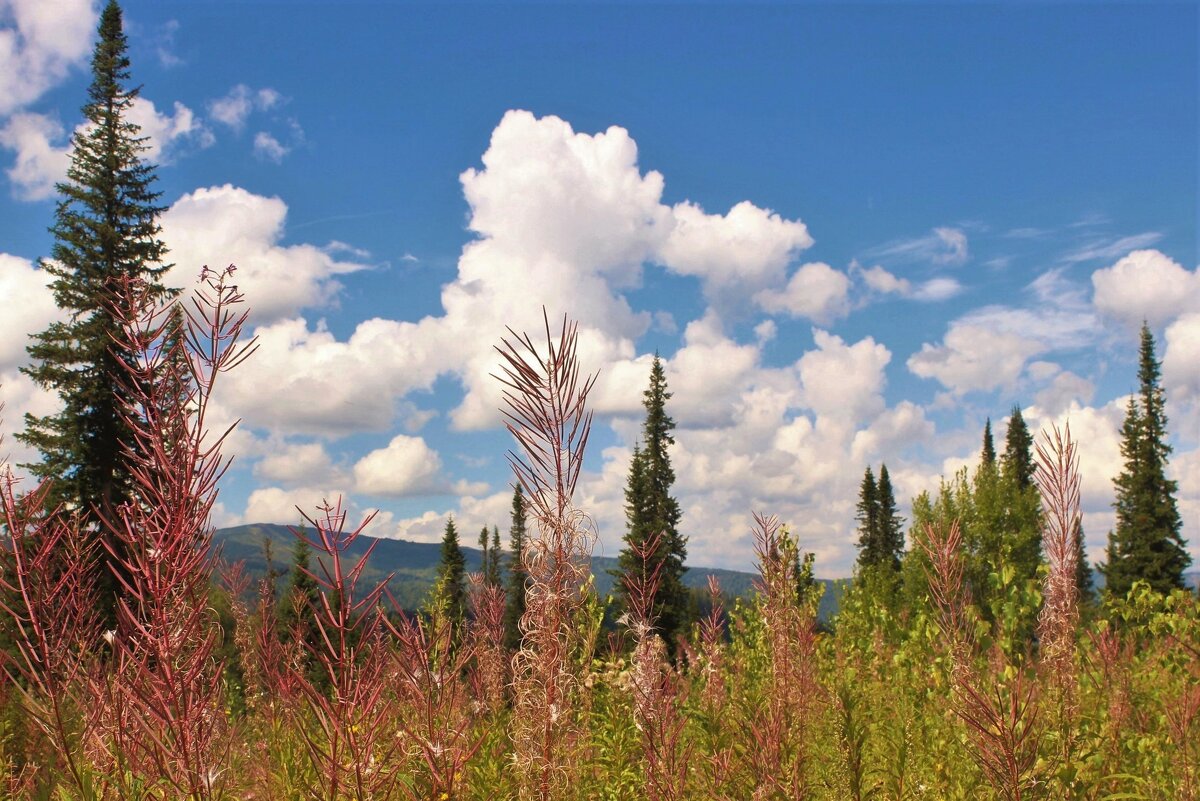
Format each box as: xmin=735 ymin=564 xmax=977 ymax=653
xmin=1092 ymin=249 xmax=1200 ymax=329
xmin=0 ymin=0 xmax=96 ymax=116
xmin=755 ymin=262 xmax=850 ymax=323
xmin=353 ymin=434 xmax=445 ymax=497
xmin=161 ymin=184 xmax=370 ymax=324
xmin=0 ymin=253 xmax=59 ymax=370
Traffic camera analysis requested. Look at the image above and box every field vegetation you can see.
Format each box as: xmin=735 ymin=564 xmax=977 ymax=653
xmin=0 ymin=273 xmax=1197 ymax=800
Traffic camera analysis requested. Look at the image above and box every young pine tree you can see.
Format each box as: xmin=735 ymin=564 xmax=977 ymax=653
xmin=503 ymin=485 xmax=528 ymax=651
xmin=18 ymin=0 xmax=175 ymax=626
xmin=1103 ymin=324 xmax=1190 ymax=596
xmin=616 ymin=355 xmax=688 ymax=650
xmin=437 ymin=517 xmax=467 ymax=624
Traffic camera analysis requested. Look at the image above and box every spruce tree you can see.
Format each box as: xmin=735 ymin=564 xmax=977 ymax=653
xmin=1001 ymin=406 xmax=1035 ymax=490
xmin=478 ymin=524 xmax=491 ymax=581
xmin=1073 ymin=517 xmax=1093 ymax=603
xmin=876 ymin=464 xmax=905 ymax=571
xmin=502 ymin=485 xmax=528 ymax=651
xmin=17 ymin=0 xmax=174 ymax=625
xmin=1103 ymin=324 xmax=1190 ymax=596
xmin=854 ymin=466 xmax=879 ymax=569
xmin=981 ymin=418 xmax=997 ymax=467
xmin=856 ymin=464 xmax=904 ymax=573
xmin=437 ymin=517 xmax=467 ymax=624
xmin=616 ymin=355 xmax=688 ymax=650
xmin=487 ymin=525 xmax=502 ymax=588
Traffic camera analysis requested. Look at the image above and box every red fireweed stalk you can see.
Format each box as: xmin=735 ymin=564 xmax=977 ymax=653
xmin=1034 ymin=424 xmax=1082 ymax=683
xmin=747 ymin=514 xmax=817 ymax=800
xmin=94 ymin=265 xmax=256 ymax=799
xmin=920 ymin=519 xmax=1040 ymax=801
xmin=622 ymin=532 xmax=691 ymax=801
xmin=1033 ymin=423 xmax=1082 ymax=774
xmin=919 ymin=519 xmax=972 ymax=672
xmin=284 ymin=500 xmax=401 ymax=801
xmin=384 ymin=594 xmax=485 ymax=799
xmin=493 ymin=310 xmax=597 ymax=801
xmin=0 ymin=472 xmax=101 ymax=794
xmin=466 ymin=573 xmax=508 ymax=714
xmin=697 ymin=574 xmax=727 ymax=717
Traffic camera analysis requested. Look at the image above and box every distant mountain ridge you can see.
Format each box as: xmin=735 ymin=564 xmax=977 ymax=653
xmin=214 ymin=524 xmax=1197 ymax=623
xmin=214 ymin=523 xmax=845 ymax=621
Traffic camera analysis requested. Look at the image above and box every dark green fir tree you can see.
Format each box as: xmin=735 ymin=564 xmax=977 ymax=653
xmin=854 ymin=466 xmax=879 ymax=569
xmin=876 ymin=464 xmax=905 ymax=571
xmin=1001 ymin=406 xmax=1035 ymax=490
xmin=615 ymin=355 xmax=688 ymax=650
xmin=17 ymin=0 xmax=175 ymax=626
xmin=1073 ymin=517 xmax=1094 ymax=605
xmin=487 ymin=525 xmax=502 ymax=588
xmin=1103 ymin=324 xmax=1190 ymax=597
xmin=856 ymin=464 xmax=904 ymax=574
xmin=478 ymin=525 xmax=491 ymax=582
xmin=502 ymin=485 xmax=529 ymax=651
xmin=981 ymin=418 xmax=997 ymax=468
xmin=437 ymin=517 xmax=467 ymax=625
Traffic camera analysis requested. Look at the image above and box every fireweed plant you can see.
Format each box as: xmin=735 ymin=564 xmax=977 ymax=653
xmin=0 ymin=302 xmax=1197 ymax=799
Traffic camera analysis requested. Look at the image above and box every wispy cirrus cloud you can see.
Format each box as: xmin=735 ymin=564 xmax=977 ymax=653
xmin=1061 ymin=231 xmax=1163 ymax=264
xmin=861 ymin=226 xmax=969 ymax=267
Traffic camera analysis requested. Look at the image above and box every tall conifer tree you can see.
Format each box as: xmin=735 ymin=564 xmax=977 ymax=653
xmin=1001 ymin=406 xmax=1035 ymax=490
xmin=503 ymin=485 xmax=528 ymax=651
xmin=856 ymin=464 xmax=904 ymax=571
xmin=1103 ymin=324 xmax=1189 ymax=596
xmin=876 ymin=464 xmax=905 ymax=571
xmin=487 ymin=525 xmax=502 ymax=588
xmin=478 ymin=525 xmax=491 ymax=583
xmin=1073 ymin=518 xmax=1093 ymax=603
xmin=616 ymin=355 xmax=687 ymax=649
xmin=437 ymin=517 xmax=467 ymax=624
xmin=854 ymin=466 xmax=879 ymax=569
xmin=18 ymin=0 xmax=174 ymax=625
xmin=981 ymin=418 xmax=997 ymax=467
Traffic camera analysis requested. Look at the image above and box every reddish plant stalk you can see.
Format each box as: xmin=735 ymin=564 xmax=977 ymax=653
xmin=622 ymin=532 xmax=690 ymax=801
xmin=1033 ymin=423 xmax=1082 ymax=778
xmin=697 ymin=574 xmax=727 ymax=717
xmin=746 ymin=514 xmax=816 ymax=799
xmin=283 ymin=500 xmax=400 ymax=801
xmin=920 ymin=519 xmax=1039 ymax=801
xmin=467 ymin=573 xmax=508 ymax=714
xmin=493 ymin=311 xmax=597 ymax=801
xmin=385 ymin=599 xmax=485 ymax=799
xmin=93 ymin=266 xmax=256 ymax=798
xmin=0 ymin=475 xmax=100 ymax=793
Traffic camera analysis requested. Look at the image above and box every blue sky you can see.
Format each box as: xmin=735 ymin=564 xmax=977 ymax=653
xmin=1 ymin=1 xmax=1197 ymax=575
